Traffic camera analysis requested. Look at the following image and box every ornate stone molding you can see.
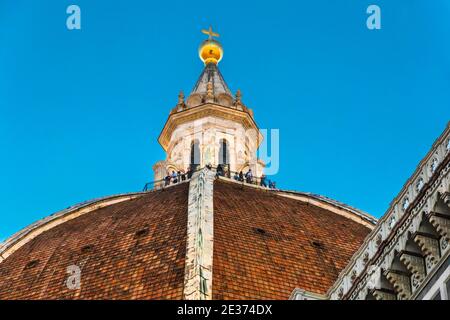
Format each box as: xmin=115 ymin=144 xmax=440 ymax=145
xmin=183 ymin=168 xmax=215 ymax=300
xmin=399 ymin=252 xmax=426 ymax=285
xmin=327 ymin=122 xmax=450 ymax=300
xmin=289 ymin=289 xmax=326 ymax=300
xmin=371 ymin=288 xmax=396 ymax=300
xmin=344 ymin=159 xmax=449 ymax=300
xmin=429 ymin=213 xmax=450 ymax=240
xmin=158 ymin=103 xmax=263 ymax=151
xmin=385 ymin=269 xmax=411 ymax=299
xmin=413 ymin=233 xmax=440 ymax=267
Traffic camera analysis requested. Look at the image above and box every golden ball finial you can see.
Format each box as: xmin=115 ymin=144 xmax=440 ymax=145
xmin=199 ymin=26 xmax=223 ymax=65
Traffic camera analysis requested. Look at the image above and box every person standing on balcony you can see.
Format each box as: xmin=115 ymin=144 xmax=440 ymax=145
xmin=216 ymin=164 xmax=224 ymax=177
xmin=260 ymin=174 xmax=267 ymax=187
xmin=245 ymin=169 xmax=253 ymax=183
xmin=171 ymin=171 xmax=178 ymax=183
xmin=164 ymin=173 xmax=171 ymax=186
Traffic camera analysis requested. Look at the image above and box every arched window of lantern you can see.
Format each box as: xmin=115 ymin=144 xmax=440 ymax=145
xmin=190 ymin=140 xmax=200 ymax=166
xmin=219 ymin=139 xmax=230 ymax=165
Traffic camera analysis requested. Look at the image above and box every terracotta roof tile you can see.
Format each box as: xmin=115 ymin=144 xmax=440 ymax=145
xmin=0 ymin=178 xmax=372 ymax=300
xmin=212 ymin=180 xmax=371 ymax=300
xmin=0 ymin=183 xmax=189 ymax=300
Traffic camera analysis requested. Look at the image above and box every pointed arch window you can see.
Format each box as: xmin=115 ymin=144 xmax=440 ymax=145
xmin=402 ymin=198 xmax=410 ymax=211
xmin=219 ymin=139 xmax=230 ymax=165
xmin=431 ymin=158 xmax=438 ymax=172
xmin=416 ymin=178 xmax=424 ymax=192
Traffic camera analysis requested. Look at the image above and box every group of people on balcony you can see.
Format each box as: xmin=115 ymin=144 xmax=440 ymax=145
xmin=163 ymin=167 xmax=193 ymax=186
xmin=216 ymin=165 xmax=277 ymax=189
xmin=162 ymin=164 xmax=276 ymax=189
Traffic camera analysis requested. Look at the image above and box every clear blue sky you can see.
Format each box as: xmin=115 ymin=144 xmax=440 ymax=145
xmin=1 ymin=0 xmax=449 ymax=240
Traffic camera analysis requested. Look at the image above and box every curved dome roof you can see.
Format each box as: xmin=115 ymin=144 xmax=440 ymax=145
xmin=0 ymin=179 xmax=375 ymax=300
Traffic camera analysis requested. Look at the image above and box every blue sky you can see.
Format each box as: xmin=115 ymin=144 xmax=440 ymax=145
xmin=1 ymin=0 xmax=449 ymax=240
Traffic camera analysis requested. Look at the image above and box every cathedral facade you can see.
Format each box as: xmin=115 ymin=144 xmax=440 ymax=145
xmin=292 ymin=123 xmax=450 ymax=300
xmin=0 ymin=29 xmax=448 ymax=300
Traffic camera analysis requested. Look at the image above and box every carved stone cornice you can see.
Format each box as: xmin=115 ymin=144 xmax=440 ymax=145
xmin=371 ymin=288 xmax=396 ymax=300
xmin=398 ymin=251 xmax=426 ymax=285
xmin=385 ymin=269 xmax=411 ymax=299
xmin=428 ymin=212 xmax=450 ymax=241
xmin=413 ymin=232 xmax=440 ymax=264
xmin=158 ymin=103 xmax=263 ymax=151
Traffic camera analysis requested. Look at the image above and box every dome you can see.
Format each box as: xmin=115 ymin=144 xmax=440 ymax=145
xmin=0 ymin=176 xmax=375 ymax=300
xmin=199 ymin=39 xmax=223 ymax=65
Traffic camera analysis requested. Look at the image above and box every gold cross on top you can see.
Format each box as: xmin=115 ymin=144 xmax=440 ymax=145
xmin=201 ymin=26 xmax=220 ymax=40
